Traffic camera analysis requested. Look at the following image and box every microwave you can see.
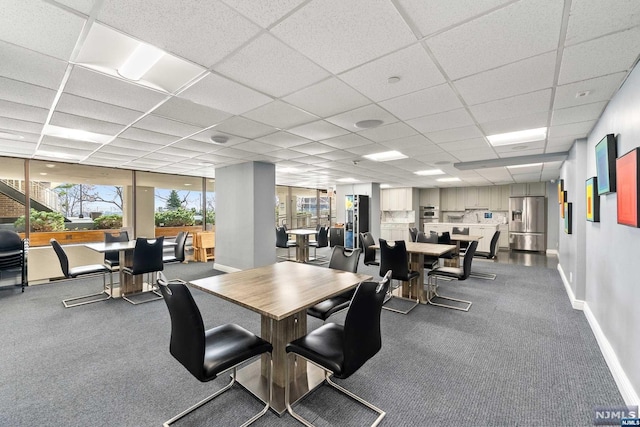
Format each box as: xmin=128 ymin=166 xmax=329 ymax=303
xmin=420 ymin=206 xmax=439 ymax=219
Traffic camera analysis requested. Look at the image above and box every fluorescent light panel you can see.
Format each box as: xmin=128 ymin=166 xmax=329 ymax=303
xmin=414 ymin=169 xmax=444 ymax=176
xmin=118 ymin=43 xmax=165 ymax=81
xmin=337 ymin=177 xmax=359 ymax=182
xmin=363 ymin=151 xmax=407 ymax=162
xmin=436 ymin=177 xmax=461 ymax=182
xmin=487 ymin=127 xmax=547 ymax=146
xmin=43 ymin=124 xmax=112 ymax=144
xmin=507 ymin=163 xmax=543 ymax=169
xmin=380 ymin=184 xmax=391 ymax=188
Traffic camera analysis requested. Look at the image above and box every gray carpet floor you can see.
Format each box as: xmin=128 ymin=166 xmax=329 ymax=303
xmin=0 ymin=250 xmax=624 ymax=426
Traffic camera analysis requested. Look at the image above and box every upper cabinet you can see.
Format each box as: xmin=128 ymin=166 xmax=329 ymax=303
xmin=418 ymin=188 xmax=440 ymax=207
xmin=510 ymin=182 xmax=546 ymax=197
xmin=490 ymin=185 xmax=511 ymax=210
xmin=381 ymin=188 xmax=413 ymax=211
xmin=441 ymin=187 xmax=465 ymax=211
xmin=464 ymin=186 xmax=491 ymax=208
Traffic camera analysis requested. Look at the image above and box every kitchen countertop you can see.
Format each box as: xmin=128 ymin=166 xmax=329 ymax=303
xmin=426 ymin=222 xmax=502 ymax=228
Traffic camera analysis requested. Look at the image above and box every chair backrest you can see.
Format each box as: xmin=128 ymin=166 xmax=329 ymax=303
xmin=488 ymin=230 xmax=500 ymax=258
xmin=131 ymin=237 xmax=164 ymax=275
xmin=453 ymin=227 xmax=469 ymax=235
xmin=378 ymin=239 xmax=410 ymax=281
xmin=342 ymin=273 xmax=390 ymax=377
xmin=408 ymin=227 xmax=418 ymax=242
xmin=359 ymin=232 xmax=376 ymax=265
xmin=415 ymin=231 xmax=438 ymax=243
xmin=50 ymin=238 xmax=70 ymax=278
xmin=460 ymin=240 xmax=479 ymax=280
xmin=437 ymin=231 xmax=451 ymax=244
xmin=156 ymin=273 xmax=206 ymax=381
xmin=328 ymin=246 xmax=361 ymax=273
xmin=275 ymin=227 xmax=288 ymax=248
xmin=316 ymin=227 xmax=328 ymax=248
xmin=104 ymin=230 xmax=129 ymax=263
xmin=173 ymin=231 xmax=188 ymax=261
xmin=0 ymin=230 xmax=22 ymax=251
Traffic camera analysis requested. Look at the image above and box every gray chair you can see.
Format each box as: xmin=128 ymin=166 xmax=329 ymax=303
xmin=0 ymin=230 xmax=27 ymax=292
xmin=285 ymin=272 xmax=391 ymax=427
xmin=121 ymin=237 xmax=164 ymax=305
xmin=307 ymin=246 xmax=362 ymax=321
xmin=427 ymin=241 xmax=478 ymax=312
xmin=408 ymin=227 xmax=418 ymax=242
xmin=163 ymin=231 xmax=188 ymax=264
xmin=50 ymin=238 xmax=110 ymax=308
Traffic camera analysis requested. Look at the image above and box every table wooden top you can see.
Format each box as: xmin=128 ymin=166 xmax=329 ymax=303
xmin=286 ymin=229 xmax=318 ymax=236
xmin=372 ymin=241 xmax=456 ymax=256
xmin=189 ymin=262 xmax=372 ymax=321
xmin=85 ymin=240 xmax=176 ymax=253
xmin=450 ymin=234 xmax=483 ymax=242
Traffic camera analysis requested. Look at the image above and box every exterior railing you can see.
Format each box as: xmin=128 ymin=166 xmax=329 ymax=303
xmin=0 ymin=179 xmax=60 ymax=212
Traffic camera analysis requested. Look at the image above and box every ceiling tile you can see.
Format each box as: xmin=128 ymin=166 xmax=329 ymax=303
xmin=426 ymin=0 xmax=563 ymax=79
xmin=0 ymin=140 xmax=37 ymax=156
xmin=320 ymin=133 xmax=373 ymax=150
xmin=288 ymin=120 xmax=350 ymax=140
xmin=565 ymin=0 xmax=640 ymax=45
xmin=55 ymin=0 xmax=95 ymax=15
xmin=0 ymin=0 xmax=85 ymax=60
xmin=255 ymin=131 xmax=310 ymax=148
xmin=133 ymin=115 xmax=203 ymax=138
xmin=357 ymin=122 xmax=418 ymax=143
xmin=170 ymin=139 xmax=219 ymax=153
xmin=119 ymin=128 xmax=177 ymax=145
xmin=232 ymin=140 xmax=281 ymax=154
xmin=214 ymin=116 xmax=277 ymax=139
xmin=551 ymin=101 xmax=608 ymax=126
xmin=380 ymin=83 xmax=463 ymax=120
xmin=480 ymin=111 xmax=549 ymax=135
xmin=326 ymin=104 xmax=399 ymax=131
xmin=397 ymin=0 xmax=511 ymax=37
xmin=554 ymin=72 xmax=627 ymax=109
xmin=339 ymin=44 xmax=445 ymax=102
xmin=179 ymin=72 xmax=272 ymax=115
xmin=316 ymin=150 xmax=359 ymax=161
xmin=0 ymin=99 xmax=48 ymax=123
xmin=290 ymin=142 xmax=335 ymax=156
xmin=427 ymin=125 xmax=484 ymax=144
xmin=272 ymin=0 xmax=417 ymax=74
xmin=152 ymin=97 xmax=232 ymax=128
xmin=407 ymin=108 xmax=475 ymax=134
xmin=0 ymin=117 xmax=44 ymax=134
xmin=56 ymin=93 xmax=142 ymax=125
xmin=50 ymin=112 xmax=125 ymax=135
xmin=97 ymin=0 xmax=260 ymax=67
xmin=38 ymin=135 xmax=100 ymax=152
xmin=548 ymin=121 xmax=595 ymax=138
xmin=243 ymin=100 xmax=318 ymax=129
xmin=216 ymin=33 xmax=330 ymax=98
xmin=106 ymin=138 xmax=165 ymax=154
xmin=450 ymin=147 xmax=497 ymax=162
xmin=499 ymin=148 xmax=545 ymax=158
xmin=469 ymin=89 xmax=552 ymax=123
xmin=453 ymin=52 xmax=556 ymax=105
xmin=0 ymin=77 xmax=56 ymax=109
xmin=65 ymin=67 xmax=168 ymax=112
xmin=558 ymin=27 xmax=640 ymax=84
xmin=494 ymin=140 xmax=546 ymax=153
xmin=0 ymin=41 xmax=68 ymax=90
xmin=282 ymin=77 xmax=370 ymax=118
xmin=438 ymin=137 xmax=492 ymax=152
xmin=189 ymin=129 xmax=247 ymax=146
xmin=222 ymin=0 xmax=306 ymax=28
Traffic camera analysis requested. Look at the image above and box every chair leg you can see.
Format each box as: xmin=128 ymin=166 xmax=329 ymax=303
xmin=62 ymin=272 xmax=111 ymax=308
xmin=285 ymin=353 xmax=385 ymax=427
xmin=382 ymin=279 xmax=419 ymax=315
xmin=122 ymin=272 xmax=163 ymax=305
xmin=164 ymin=353 xmax=271 ymax=427
xmin=426 ymin=276 xmax=472 ymax=312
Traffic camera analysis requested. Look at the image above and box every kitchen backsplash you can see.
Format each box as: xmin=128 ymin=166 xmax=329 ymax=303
xmin=442 ymin=209 xmax=508 ymax=224
xmin=382 ymin=210 xmax=415 ymax=223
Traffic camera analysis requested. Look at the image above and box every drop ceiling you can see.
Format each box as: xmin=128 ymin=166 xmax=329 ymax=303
xmin=0 ymin=0 xmax=639 ymax=188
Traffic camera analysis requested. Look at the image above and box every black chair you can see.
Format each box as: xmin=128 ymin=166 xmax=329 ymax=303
xmin=103 ymin=230 xmax=129 ymax=290
xmin=0 ymin=230 xmax=27 ymax=292
xmin=435 ymin=231 xmax=459 ymax=262
xmin=379 ymin=238 xmax=420 ymax=314
xmin=415 ymin=231 xmax=439 ymax=270
xmin=156 ymin=272 xmax=273 ymax=427
xmin=50 ymin=238 xmax=110 ymax=308
xmin=360 ymin=231 xmax=379 ymax=266
xmin=121 ymin=237 xmax=164 ymax=305
xmin=453 ymin=226 xmax=470 ymax=253
xmin=285 ymin=272 xmax=391 ymax=427
xmin=427 ymin=241 xmax=478 ymax=312
xmin=309 ymin=226 xmax=328 ymax=260
xmin=474 ymin=230 xmax=500 ymax=260
xmin=163 ymin=231 xmax=188 ymax=264
xmin=408 ymin=227 xmax=418 ymax=242
xmin=276 ymin=226 xmax=296 ymax=260
xmin=307 ymin=246 xmax=362 ymax=321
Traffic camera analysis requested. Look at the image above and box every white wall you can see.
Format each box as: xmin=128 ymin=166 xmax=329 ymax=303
xmin=559 ymin=64 xmax=640 ymax=404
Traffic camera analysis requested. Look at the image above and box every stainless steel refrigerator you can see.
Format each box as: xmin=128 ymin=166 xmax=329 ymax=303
xmin=509 ymin=196 xmax=546 ymax=252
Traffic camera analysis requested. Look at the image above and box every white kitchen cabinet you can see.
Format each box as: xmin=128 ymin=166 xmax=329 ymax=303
xmin=419 ymin=188 xmax=440 ymax=207
xmin=490 ymin=185 xmax=511 ymax=210
xmin=380 ymin=223 xmax=413 ymax=242
xmin=441 ymin=188 xmax=465 ymax=211
xmin=510 ymin=182 xmax=546 ymax=197
xmin=498 ymin=224 xmax=509 ymax=249
xmin=464 ymin=186 xmax=490 ymax=208
xmin=381 ymin=188 xmax=413 ymax=210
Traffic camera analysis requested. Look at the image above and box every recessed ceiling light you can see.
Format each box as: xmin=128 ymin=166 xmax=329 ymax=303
xmin=210 ymin=135 xmax=229 ymax=144
xmin=436 ymin=177 xmax=461 ymax=182
xmin=39 ymin=172 xmax=47 ymax=176
xmin=380 ymin=184 xmax=391 ymax=188
xmin=511 ymin=145 xmax=529 ymax=150
xmin=337 ymin=177 xmax=359 ymax=183
xmin=43 ymin=124 xmax=112 ymax=144
xmin=414 ymin=169 xmax=445 ymax=176
xmin=46 ymin=164 xmax=56 ymax=168
xmin=487 ymin=127 xmax=547 ymax=146
xmin=0 ymin=131 xmax=24 ymax=140
xmin=363 ymin=151 xmax=407 ymax=162
xmin=576 ymin=90 xmax=590 ymax=98
xmin=184 ymin=183 xmax=192 ymax=186
xmin=507 ymin=163 xmax=543 ymax=169
xmin=354 ymin=119 xmax=383 ymax=129
xmin=387 ymin=76 xmax=401 ymax=84
xmin=118 ymin=43 xmax=165 ymax=81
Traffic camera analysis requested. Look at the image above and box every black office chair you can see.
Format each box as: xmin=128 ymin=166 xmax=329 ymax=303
xmin=156 ymin=272 xmax=273 ymax=427
xmin=163 ymin=231 xmax=188 ymax=264
xmin=0 ymin=230 xmax=27 ymax=292
xmin=121 ymin=237 xmax=164 ymax=305
xmin=309 ymin=226 xmax=328 ymax=260
xmin=104 ymin=230 xmax=129 ymax=290
xmin=427 ymin=241 xmax=478 ymax=312
xmin=474 ymin=230 xmax=500 ymax=260
xmin=408 ymin=227 xmax=418 ymax=242
xmin=453 ymin=226 xmax=470 ymax=253
xmin=379 ymin=238 xmax=420 ymax=315
xmin=276 ymin=226 xmax=296 ymax=260
xmin=415 ymin=231 xmax=440 ymax=270
xmin=285 ymin=272 xmax=391 ymax=427
xmin=50 ymin=238 xmax=110 ymax=308
xmin=435 ymin=231 xmax=459 ymax=262
xmin=307 ymin=246 xmax=362 ymax=321
xmin=360 ymin=231 xmax=379 ymax=266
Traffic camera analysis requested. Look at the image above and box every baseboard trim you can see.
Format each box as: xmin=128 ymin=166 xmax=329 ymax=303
xmin=212 ymin=263 xmax=241 ymax=273
xmin=557 ymin=263 xmax=584 ymax=310
xmin=583 ymin=302 xmax=640 ymax=407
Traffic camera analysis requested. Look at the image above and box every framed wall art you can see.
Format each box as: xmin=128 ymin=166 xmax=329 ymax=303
xmin=564 ymin=202 xmax=572 ymax=234
xmin=557 ymin=179 xmax=564 ymax=204
xmin=586 ymin=177 xmax=600 ymax=222
xmin=595 ymin=133 xmax=617 ymax=195
xmin=560 ymin=191 xmax=567 ymax=218
xmin=616 ymin=147 xmax=640 ymax=227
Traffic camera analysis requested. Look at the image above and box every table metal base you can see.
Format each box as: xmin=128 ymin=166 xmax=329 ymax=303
xmin=234 ymin=359 xmax=326 ymax=416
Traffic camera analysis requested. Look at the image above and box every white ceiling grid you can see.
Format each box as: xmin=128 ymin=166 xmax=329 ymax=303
xmin=0 ymin=0 xmax=639 ymax=188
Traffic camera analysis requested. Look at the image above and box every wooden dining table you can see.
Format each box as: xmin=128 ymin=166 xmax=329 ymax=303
xmin=286 ymin=229 xmax=318 ymax=263
xmin=189 ymin=261 xmax=372 ymax=415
